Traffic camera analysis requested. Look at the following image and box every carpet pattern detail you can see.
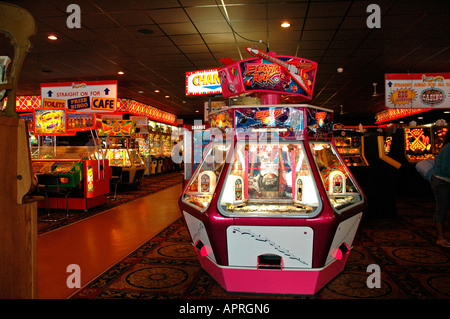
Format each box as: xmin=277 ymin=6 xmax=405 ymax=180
xmin=70 ymin=196 xmax=450 ymax=299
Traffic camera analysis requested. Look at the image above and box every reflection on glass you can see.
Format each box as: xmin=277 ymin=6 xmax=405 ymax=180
xmin=309 ymin=141 xmax=363 ymax=211
xmin=219 ymin=141 xmax=320 ymax=217
xmin=182 ymin=143 xmax=230 ymax=211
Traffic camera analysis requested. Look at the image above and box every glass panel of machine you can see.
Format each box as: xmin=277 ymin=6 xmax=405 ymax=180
xmin=129 ymin=149 xmax=144 ymax=165
xmin=219 ymin=141 xmax=320 ymax=217
xmin=309 ymin=141 xmax=363 ymax=211
xmin=182 ymin=143 xmax=230 ymax=211
xmin=105 ymin=149 xmax=131 ymax=167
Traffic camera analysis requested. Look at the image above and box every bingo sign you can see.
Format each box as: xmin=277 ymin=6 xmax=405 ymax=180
xmin=40 ymin=80 xmax=118 ymax=112
xmin=385 ymin=73 xmax=450 ymax=109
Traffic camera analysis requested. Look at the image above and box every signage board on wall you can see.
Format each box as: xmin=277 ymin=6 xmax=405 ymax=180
xmin=385 ymin=73 xmax=450 ymax=109
xmin=40 ymin=80 xmax=118 ymax=112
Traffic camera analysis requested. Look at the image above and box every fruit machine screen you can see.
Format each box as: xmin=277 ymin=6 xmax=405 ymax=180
xmin=404 ymin=127 xmax=433 ymax=163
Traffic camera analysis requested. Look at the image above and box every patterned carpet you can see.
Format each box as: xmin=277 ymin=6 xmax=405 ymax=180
xmin=37 ymin=171 xmax=183 ymax=234
xmin=70 ymin=193 xmax=450 ymax=300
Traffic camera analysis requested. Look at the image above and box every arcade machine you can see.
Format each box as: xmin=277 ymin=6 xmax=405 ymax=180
xmin=404 ymin=126 xmax=434 ymax=163
xmin=401 ymin=125 xmax=448 ymax=197
xmin=132 ymin=116 xmax=152 ymax=176
xmin=147 ymin=122 xmax=175 ymax=174
xmin=25 ymin=108 xmax=111 ymax=211
xmin=358 ymin=127 xmax=401 ymax=218
xmin=333 ymin=125 xmax=369 ymax=167
xmin=178 ymin=48 xmax=367 ymax=295
xmin=135 ymin=131 xmax=151 ymax=175
xmin=433 ymin=126 xmax=449 ymax=155
xmin=181 ymin=123 xmax=212 ymax=185
xmin=98 ymin=119 xmax=147 ymax=189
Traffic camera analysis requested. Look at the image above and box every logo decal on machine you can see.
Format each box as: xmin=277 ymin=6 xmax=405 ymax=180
xmin=231 ymin=227 xmax=308 ymax=265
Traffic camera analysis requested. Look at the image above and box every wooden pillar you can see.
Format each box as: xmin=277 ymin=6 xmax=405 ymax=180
xmin=0 ymin=117 xmax=39 ymax=298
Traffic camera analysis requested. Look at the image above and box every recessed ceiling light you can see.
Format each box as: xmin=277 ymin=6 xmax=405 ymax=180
xmin=154 ymin=89 xmax=160 ymax=93
xmin=418 ymin=117 xmax=423 ymax=119
xmin=281 ymin=22 xmax=290 ymax=28
xmin=165 ymin=95 xmax=170 ymax=98
xmin=337 ymin=67 xmax=344 ymax=73
xmin=118 ymin=71 xmax=124 ymax=75
xmin=138 ymin=90 xmax=144 ymax=93
xmin=48 ymin=35 xmax=58 ymax=40
xmin=195 ymin=110 xmax=199 ymax=113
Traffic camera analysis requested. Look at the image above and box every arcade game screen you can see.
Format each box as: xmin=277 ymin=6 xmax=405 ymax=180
xmin=334 ymin=134 xmax=368 ymax=166
xmin=404 ymin=127 xmax=433 ymax=162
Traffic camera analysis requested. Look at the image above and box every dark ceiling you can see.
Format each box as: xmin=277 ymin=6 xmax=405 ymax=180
xmin=1 ymin=0 xmax=449 ymax=124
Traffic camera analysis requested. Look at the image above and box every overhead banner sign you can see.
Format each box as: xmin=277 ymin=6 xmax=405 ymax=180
xmin=40 ymin=80 xmax=117 ymax=112
xmin=185 ymin=68 xmax=221 ymax=96
xmin=385 ymin=73 xmax=450 ymax=109
xmin=219 ymin=48 xmax=318 ymax=101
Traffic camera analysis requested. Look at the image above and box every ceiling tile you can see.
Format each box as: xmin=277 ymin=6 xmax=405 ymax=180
xmin=267 ymin=3 xmax=308 ymax=19
xmin=185 ymin=6 xmax=225 ymax=21
xmin=108 ymin=11 xmax=154 ymax=26
xmin=159 ymin=23 xmax=198 ymax=35
xmin=81 ymin=13 xmax=118 ymax=29
xmin=171 ymin=34 xmax=205 ymax=46
xmin=147 ymin=8 xmax=190 ymax=24
xmin=308 ymin=1 xmax=353 ymax=18
xmin=303 ymin=17 xmax=343 ymax=30
xmin=225 ymin=4 xmax=267 ymax=20
xmin=135 ymin=0 xmax=181 ymax=10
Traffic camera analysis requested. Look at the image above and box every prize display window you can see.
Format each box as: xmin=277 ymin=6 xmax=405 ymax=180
xmin=218 ymin=141 xmax=321 ymax=217
xmin=182 ymin=142 xmax=230 ymax=212
xmin=309 ymin=141 xmax=363 ymax=212
xmin=102 ymin=138 xmax=145 ymax=168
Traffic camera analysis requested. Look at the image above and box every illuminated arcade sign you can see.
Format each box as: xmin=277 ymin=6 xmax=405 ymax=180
xmin=98 ymin=120 xmax=136 ymax=136
xmin=31 ymin=108 xmax=98 ymax=136
xmin=15 ymin=96 xmax=178 ymax=126
xmin=385 ymin=73 xmax=450 ymax=108
xmin=40 ymin=80 xmax=117 ymax=112
xmin=404 ymin=127 xmax=433 ymax=162
xmin=185 ymin=69 xmax=221 ymax=96
xmin=375 ymin=108 xmax=430 ymax=124
xmin=219 ymin=48 xmax=317 ymax=101
xmin=34 ymin=108 xmax=66 ymax=135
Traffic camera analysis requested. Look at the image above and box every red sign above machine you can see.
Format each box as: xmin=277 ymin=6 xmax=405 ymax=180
xmin=385 ymin=73 xmax=450 ymax=108
xmin=40 ymin=80 xmax=118 ymax=112
xmin=219 ymin=48 xmax=318 ymax=101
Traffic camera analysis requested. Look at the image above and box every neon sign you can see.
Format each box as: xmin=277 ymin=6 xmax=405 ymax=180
xmin=244 ymin=64 xmax=282 ymax=87
xmin=34 ymin=109 xmax=66 ymax=135
xmin=185 ymin=69 xmax=221 ymax=96
xmin=405 ymin=128 xmax=431 ymax=153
